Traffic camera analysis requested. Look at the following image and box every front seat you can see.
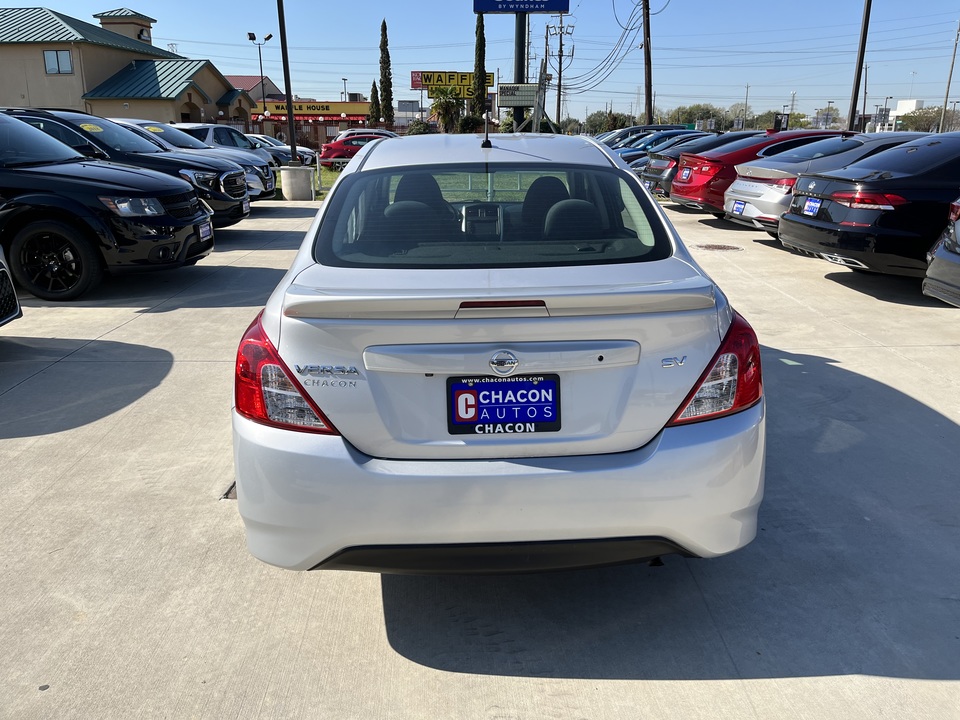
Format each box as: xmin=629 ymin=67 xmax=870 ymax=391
xmin=543 ymin=199 xmax=601 ymax=243
xmin=520 ymin=176 xmax=569 ymax=241
xmin=394 ymin=174 xmax=453 ymax=219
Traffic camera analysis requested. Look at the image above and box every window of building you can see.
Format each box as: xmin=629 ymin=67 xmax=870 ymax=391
xmin=43 ymin=50 xmax=73 ymax=74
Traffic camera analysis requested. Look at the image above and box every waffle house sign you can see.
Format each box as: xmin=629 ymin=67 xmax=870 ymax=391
xmin=257 ymin=101 xmax=369 ymax=121
xmin=411 ymin=71 xmax=495 ymax=99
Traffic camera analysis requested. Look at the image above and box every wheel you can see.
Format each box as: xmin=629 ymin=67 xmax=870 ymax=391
xmin=10 ymin=220 xmax=103 ymax=300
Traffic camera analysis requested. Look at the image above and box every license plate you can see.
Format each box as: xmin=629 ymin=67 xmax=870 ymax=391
xmin=447 ymin=374 xmax=561 ymax=435
xmin=198 ymin=221 xmax=212 ymax=241
xmin=802 ymin=197 xmax=822 ymax=216
xmin=242 ymin=197 xmax=250 ymax=213
xmin=266 ymin=178 xmax=275 ymax=191
xmin=733 ymin=200 xmax=746 ymax=215
xmin=679 ymin=167 xmax=692 ymax=181
xmin=644 ymin=180 xmax=652 ymax=189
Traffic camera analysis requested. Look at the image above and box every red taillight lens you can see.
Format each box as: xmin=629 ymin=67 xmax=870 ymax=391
xmin=753 ymin=176 xmax=797 ymax=194
xmin=949 ymin=200 xmax=960 ymax=223
xmin=698 ymin=163 xmax=722 ymax=177
xmin=235 ymin=312 xmax=339 ymax=434
xmin=667 ymin=312 xmax=763 ymax=426
xmin=830 ymin=190 xmax=908 ymax=210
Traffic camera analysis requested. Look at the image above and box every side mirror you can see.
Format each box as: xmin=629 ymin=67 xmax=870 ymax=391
xmin=252 ymin=141 xmax=262 ymax=149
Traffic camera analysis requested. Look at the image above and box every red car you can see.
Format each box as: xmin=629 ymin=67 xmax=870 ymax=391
xmin=318 ymin=134 xmax=384 ymax=168
xmin=670 ymin=130 xmax=849 ymax=216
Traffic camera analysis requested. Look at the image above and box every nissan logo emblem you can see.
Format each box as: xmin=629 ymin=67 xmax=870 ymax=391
xmin=489 ymin=350 xmax=520 ymax=376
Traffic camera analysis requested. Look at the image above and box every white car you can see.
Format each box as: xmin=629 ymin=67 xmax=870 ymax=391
xmin=0 ymin=246 xmax=22 ymax=328
xmin=233 ymin=133 xmax=766 ymax=573
xmin=247 ymin=133 xmax=317 ymax=165
xmin=333 ymin=128 xmax=398 ymax=143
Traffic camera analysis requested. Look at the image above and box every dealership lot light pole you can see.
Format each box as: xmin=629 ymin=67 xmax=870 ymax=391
xmin=247 ymin=32 xmax=272 ymax=111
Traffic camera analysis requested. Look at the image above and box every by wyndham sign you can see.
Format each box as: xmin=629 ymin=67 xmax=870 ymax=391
xmin=474 ymin=0 xmax=569 ymax=12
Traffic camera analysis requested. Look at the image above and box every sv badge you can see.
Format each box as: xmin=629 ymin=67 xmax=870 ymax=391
xmin=661 ymin=356 xmax=687 ymax=368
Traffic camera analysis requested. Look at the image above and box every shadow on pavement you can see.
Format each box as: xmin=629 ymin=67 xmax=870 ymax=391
xmin=0 ymin=337 xmax=173 ymax=439
xmin=15 ymin=265 xmax=288 ymax=312
xmin=381 ymin=345 xmax=960 ymax=680
xmin=823 ymin=271 xmax=944 ymax=308
xmin=246 ymin=204 xmax=321 ymax=220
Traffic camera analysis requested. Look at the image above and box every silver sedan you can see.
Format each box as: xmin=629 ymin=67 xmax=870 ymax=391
xmin=232 ymin=133 xmax=766 ymax=573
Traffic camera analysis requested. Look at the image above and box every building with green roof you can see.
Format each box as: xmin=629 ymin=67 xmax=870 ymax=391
xmin=0 ymin=7 xmax=256 ymax=123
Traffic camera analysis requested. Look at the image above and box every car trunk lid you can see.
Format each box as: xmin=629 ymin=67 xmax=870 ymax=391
xmin=276 ymin=260 xmax=722 ymax=460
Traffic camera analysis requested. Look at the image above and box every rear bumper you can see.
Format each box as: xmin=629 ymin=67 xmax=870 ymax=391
xmin=233 ymin=401 xmax=766 ymax=572
xmin=670 ymin=190 xmax=724 ymax=214
xmin=723 ymin=192 xmax=786 ymax=229
xmin=778 ymin=214 xmax=928 ymax=276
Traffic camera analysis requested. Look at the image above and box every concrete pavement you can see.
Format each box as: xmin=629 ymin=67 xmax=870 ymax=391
xmin=1 ymin=199 xmax=958 ymax=719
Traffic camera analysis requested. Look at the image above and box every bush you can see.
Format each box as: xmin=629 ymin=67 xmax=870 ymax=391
xmin=405 ymin=119 xmax=431 ymax=135
xmin=458 ymin=115 xmax=485 ymax=133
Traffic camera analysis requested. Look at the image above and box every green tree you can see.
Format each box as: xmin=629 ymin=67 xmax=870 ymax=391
xmin=367 ymin=81 xmax=382 ymax=126
xmin=459 ymin=115 xmax=485 ymax=133
xmin=470 ymin=14 xmax=487 ymax=117
xmin=379 ymin=20 xmax=394 ymax=124
xmin=431 ymin=86 xmax=464 ymax=133
xmin=405 ymin=118 xmax=431 ymax=135
xmin=897 ymin=106 xmax=942 ymax=131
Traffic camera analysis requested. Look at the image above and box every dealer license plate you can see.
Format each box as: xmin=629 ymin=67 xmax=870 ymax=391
xmin=266 ymin=178 xmax=275 ymax=191
xmin=447 ymin=374 xmax=561 ymax=435
xmin=679 ymin=167 xmax=692 ymax=181
xmin=732 ymin=200 xmax=746 ymax=215
xmin=242 ymin=197 xmax=250 ymax=213
xmin=198 ymin=221 xmax=212 ymax=241
xmin=802 ymin=197 xmax=822 ymax=216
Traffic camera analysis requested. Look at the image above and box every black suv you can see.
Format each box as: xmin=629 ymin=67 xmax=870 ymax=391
xmin=2 ymin=108 xmax=249 ymax=228
xmin=0 ymin=113 xmax=214 ymax=300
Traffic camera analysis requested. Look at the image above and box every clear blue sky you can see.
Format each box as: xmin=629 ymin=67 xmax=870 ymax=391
xmin=7 ymin=0 xmax=960 ymax=119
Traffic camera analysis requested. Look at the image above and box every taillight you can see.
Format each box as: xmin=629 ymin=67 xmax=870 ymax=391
xmin=667 ymin=312 xmax=763 ymax=426
xmin=235 ymin=312 xmax=339 ymax=434
xmin=830 ymin=190 xmax=908 ymax=210
xmin=698 ymin=162 xmax=722 ymax=177
xmin=753 ymin=176 xmax=797 ymax=194
xmin=949 ymin=200 xmax=960 ymax=223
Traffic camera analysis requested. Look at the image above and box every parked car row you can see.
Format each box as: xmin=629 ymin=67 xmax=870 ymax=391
xmin=0 ymin=109 xmax=284 ymax=301
xmin=633 ymin=128 xmax=960 ymax=308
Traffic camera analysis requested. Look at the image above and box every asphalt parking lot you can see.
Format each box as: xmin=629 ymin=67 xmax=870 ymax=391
xmin=1 ymin=199 xmax=958 ymax=719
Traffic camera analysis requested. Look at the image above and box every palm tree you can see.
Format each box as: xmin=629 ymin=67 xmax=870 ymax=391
xmin=431 ymin=87 xmax=463 ymax=133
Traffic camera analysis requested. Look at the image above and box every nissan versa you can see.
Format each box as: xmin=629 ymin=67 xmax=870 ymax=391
xmin=232 ymin=134 xmax=766 ymax=573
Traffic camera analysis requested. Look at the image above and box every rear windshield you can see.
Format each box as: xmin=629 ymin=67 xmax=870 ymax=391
xmin=844 ymin=138 xmax=960 ymax=174
xmin=700 ymin=134 xmax=771 ymax=156
xmin=315 ymin=163 xmax=673 ymax=268
xmin=768 ymin=136 xmax=864 ymax=161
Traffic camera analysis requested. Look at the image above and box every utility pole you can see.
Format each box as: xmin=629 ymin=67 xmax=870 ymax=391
xmin=939 ymin=19 xmax=960 ymax=133
xmin=546 ymin=14 xmax=574 ymax=127
xmin=513 ymin=13 xmax=527 ymax=129
xmin=847 ymin=0 xmax=872 ymax=131
xmin=743 ymin=83 xmax=750 ymax=128
xmin=642 ymin=0 xmax=652 ymax=123
xmin=861 ymin=64 xmax=869 ymax=131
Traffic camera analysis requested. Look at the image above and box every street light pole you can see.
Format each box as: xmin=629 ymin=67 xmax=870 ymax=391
xmin=882 ymin=95 xmax=892 ymax=131
xmin=939 ymin=19 xmax=960 ymax=133
xmin=342 ymin=77 xmax=348 ymax=103
xmin=247 ymin=32 xmax=273 ymax=114
xmin=827 ymin=100 xmax=835 ymax=128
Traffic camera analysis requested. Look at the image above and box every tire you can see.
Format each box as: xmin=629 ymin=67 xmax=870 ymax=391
xmin=10 ymin=220 xmax=103 ymax=301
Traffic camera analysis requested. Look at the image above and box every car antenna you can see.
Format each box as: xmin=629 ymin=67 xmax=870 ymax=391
xmin=481 ymin=112 xmax=492 ymax=149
